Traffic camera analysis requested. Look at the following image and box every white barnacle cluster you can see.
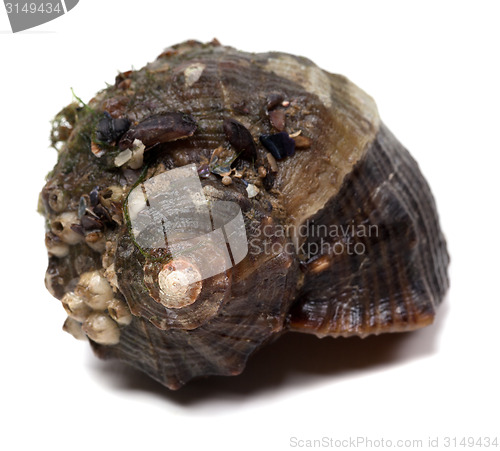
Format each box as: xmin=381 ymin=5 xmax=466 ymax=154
xmin=61 ymin=270 xmax=131 ymax=345
xmin=44 ymin=184 xmax=127 ymax=310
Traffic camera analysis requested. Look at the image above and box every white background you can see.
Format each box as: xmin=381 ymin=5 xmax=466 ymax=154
xmin=1 ymin=1 xmax=499 ymax=450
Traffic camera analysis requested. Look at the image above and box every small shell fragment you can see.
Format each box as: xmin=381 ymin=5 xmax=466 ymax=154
xmin=266 ymin=152 xmax=279 ymax=172
xmin=184 ymin=63 xmax=205 ymax=87
xmin=246 ymin=184 xmax=259 ymax=198
xmin=114 ymin=149 xmax=132 ymax=167
xmin=127 ymin=139 xmax=146 ymax=169
xmin=91 ymin=142 xmax=105 ymax=158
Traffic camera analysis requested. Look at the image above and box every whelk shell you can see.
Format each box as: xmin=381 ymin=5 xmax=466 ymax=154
xmin=40 ymin=40 xmax=449 ymax=390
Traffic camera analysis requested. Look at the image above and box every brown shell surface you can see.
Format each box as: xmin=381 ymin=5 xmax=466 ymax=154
xmin=40 ymin=40 xmax=449 ymax=389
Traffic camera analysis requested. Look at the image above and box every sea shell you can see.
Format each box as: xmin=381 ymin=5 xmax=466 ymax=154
xmin=40 ymin=40 xmax=449 ymax=389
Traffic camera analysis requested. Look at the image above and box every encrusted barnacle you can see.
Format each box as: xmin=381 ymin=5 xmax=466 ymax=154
xmin=42 ymin=185 xmax=68 ymax=213
xmin=50 ymin=103 xmax=78 ymax=150
xmin=107 ymin=298 xmax=132 ymax=326
xmin=45 ymin=232 xmax=69 ymax=258
xmin=61 ymin=291 xmax=92 ymax=322
xmin=63 ymin=317 xmax=86 ymax=341
xmin=82 ymin=312 xmax=121 ymax=346
xmin=75 ymin=270 xmax=114 ymax=310
xmin=51 ymin=211 xmax=82 ymax=245
xmin=40 ymin=40 xmax=449 ymax=390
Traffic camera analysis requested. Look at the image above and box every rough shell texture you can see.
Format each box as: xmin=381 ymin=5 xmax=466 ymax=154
xmin=40 ymin=40 xmax=449 ymax=389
